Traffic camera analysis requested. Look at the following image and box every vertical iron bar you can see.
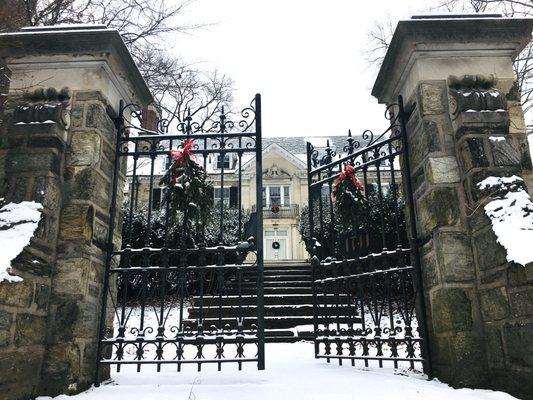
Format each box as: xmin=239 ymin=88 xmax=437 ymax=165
xmin=398 ymin=95 xmax=433 ymax=378
xmin=306 ymin=142 xmax=320 ymax=358
xmin=388 ymin=143 xmax=402 ymax=247
xmin=94 ymin=100 xmax=125 ymax=386
xmin=255 ymin=94 xmax=265 ymax=370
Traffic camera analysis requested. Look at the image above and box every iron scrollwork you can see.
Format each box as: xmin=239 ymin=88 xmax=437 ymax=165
xmin=95 ymin=95 xmax=265 ymax=380
xmin=305 ymin=96 xmax=429 ymax=372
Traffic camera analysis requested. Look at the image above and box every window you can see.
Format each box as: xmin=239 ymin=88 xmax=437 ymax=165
xmin=216 ymin=154 xmax=231 ymax=169
xmin=263 ymin=185 xmax=290 ymax=207
xmin=151 ymin=188 xmax=166 ymax=210
xmin=214 ymin=187 xmax=238 ymax=207
xmin=214 ymin=187 xmax=230 ymax=206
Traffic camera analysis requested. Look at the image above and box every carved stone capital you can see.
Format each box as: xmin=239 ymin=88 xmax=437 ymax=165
xmin=447 ymin=75 xmax=507 ymax=119
xmin=12 ymin=87 xmax=72 ymax=129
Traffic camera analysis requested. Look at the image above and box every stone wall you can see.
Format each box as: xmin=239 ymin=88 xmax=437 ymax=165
xmin=0 ymin=89 xmax=67 ymax=399
xmin=405 ymin=77 xmax=533 ymax=399
xmin=0 ymin=89 xmax=120 ymax=399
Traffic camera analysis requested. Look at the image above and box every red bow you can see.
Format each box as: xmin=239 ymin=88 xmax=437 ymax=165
xmin=169 ymin=139 xmax=196 ymax=167
xmin=335 ymin=165 xmax=363 ymax=189
xmin=169 ymin=139 xmax=199 ymax=185
xmin=331 ymin=165 xmax=363 ymax=202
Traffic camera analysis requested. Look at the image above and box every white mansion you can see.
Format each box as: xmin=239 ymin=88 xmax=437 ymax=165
xmin=127 ymin=136 xmax=395 ymax=261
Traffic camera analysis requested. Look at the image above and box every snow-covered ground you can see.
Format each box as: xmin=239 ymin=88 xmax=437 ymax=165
xmin=37 ymin=341 xmax=517 ymax=400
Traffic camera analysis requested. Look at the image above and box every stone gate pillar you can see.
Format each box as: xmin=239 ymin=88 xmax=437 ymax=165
xmin=372 ymin=16 xmax=533 ymax=399
xmin=0 ymin=25 xmax=152 ymax=399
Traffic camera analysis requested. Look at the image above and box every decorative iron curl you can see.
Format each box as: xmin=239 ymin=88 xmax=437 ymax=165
xmin=238 ymin=97 xmax=257 ymax=132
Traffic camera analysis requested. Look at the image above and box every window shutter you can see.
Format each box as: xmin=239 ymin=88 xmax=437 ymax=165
xmin=152 ymin=188 xmax=162 ymax=210
xmin=229 ymin=186 xmax=238 ymax=207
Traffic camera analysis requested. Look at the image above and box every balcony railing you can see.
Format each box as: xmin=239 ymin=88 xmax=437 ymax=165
xmin=251 ymin=204 xmax=300 ymax=219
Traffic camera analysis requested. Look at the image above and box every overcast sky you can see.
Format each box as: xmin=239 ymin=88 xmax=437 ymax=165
xmin=172 ymin=0 xmax=433 ymax=137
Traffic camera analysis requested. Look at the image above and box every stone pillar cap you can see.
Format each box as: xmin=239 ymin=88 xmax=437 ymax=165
xmin=372 ymin=15 xmax=533 ymax=104
xmin=0 ymin=24 xmax=153 ymax=108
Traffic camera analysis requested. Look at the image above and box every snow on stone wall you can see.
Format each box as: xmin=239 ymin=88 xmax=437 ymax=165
xmin=0 ymin=201 xmax=43 ymax=282
xmin=478 ymin=176 xmax=533 ymax=267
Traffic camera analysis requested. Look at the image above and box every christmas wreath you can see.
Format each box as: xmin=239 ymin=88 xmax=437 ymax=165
xmin=331 ymin=165 xmax=366 ymax=232
xmin=160 ymin=139 xmax=213 ymax=231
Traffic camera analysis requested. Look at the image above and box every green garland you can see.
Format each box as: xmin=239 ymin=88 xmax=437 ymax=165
xmin=331 ymin=165 xmax=367 ymax=232
xmin=160 ymin=139 xmax=213 ymax=231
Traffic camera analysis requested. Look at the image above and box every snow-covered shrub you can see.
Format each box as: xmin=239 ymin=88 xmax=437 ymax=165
xmin=119 ymin=206 xmax=251 ymax=300
xmin=299 ymin=186 xmax=407 ymax=258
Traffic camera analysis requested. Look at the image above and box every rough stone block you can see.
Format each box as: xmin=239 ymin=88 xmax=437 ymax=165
xmin=70 ymin=103 xmax=85 ymax=129
xmin=409 ymin=120 xmax=441 ymax=170
xmin=68 ymin=130 xmax=101 ymax=166
xmin=10 ymin=249 xmax=53 ymax=277
xmin=39 ymin=343 xmax=81 ymax=396
xmin=435 ymin=231 xmax=475 ymax=282
xmin=426 ymin=156 xmax=460 ymax=184
xmin=0 ymin=310 xmax=13 ymax=347
xmin=0 ymin=349 xmax=43 ymax=386
xmin=14 ymin=313 xmax=46 ymax=346
xmin=34 ymin=283 xmax=51 ymax=311
xmin=54 ymin=258 xmax=90 ymax=295
xmin=518 ymin=136 xmax=533 ymax=171
xmin=490 ymin=137 xmax=520 ymax=166
xmin=73 ymin=301 xmax=98 ymax=338
xmin=503 ymin=322 xmax=533 ymax=367
xmin=85 ymin=102 xmax=115 ymax=144
xmin=479 ymin=287 xmax=509 ymax=321
xmin=48 ymin=296 xmax=80 ymax=342
xmin=432 ymin=288 xmax=473 ymax=334
xmin=453 ymin=111 xmax=510 ymax=137
xmin=59 ymin=204 xmax=94 ymax=241
xmin=459 ymin=137 xmax=488 ymax=172
xmin=6 ymin=176 xmax=29 ymax=203
xmin=467 ymin=204 xmax=491 ymax=233
xmin=484 ymin=323 xmax=505 ymax=367
xmin=417 ymin=187 xmax=460 ymax=234
xmin=473 ymin=228 xmax=507 ymax=271
xmin=449 ymin=331 xmax=489 ymax=387
xmin=508 ymin=264 xmax=528 ymax=286
xmin=421 ymin=249 xmax=439 ymax=289
xmin=509 ymin=289 xmax=533 ymax=318
xmin=419 ymin=82 xmax=446 ymax=115
xmin=6 ymin=152 xmax=60 ymax=175
xmin=69 ymin=168 xmax=111 ymax=207
xmin=33 ymin=175 xmax=61 ymax=212
xmin=0 ymin=280 xmax=33 ymax=308
xmin=467 ymin=168 xmax=522 ymax=203
xmin=508 ymin=102 xmax=526 ymax=135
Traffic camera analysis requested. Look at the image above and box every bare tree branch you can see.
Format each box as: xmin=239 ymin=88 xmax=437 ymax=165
xmin=0 ymin=0 xmax=232 ymax=128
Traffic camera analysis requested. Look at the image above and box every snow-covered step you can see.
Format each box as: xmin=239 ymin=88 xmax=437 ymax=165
xmin=187 ymin=305 xmax=357 ymax=319
xmin=192 ymin=294 xmax=348 ymax=306
xmin=181 ymin=316 xmax=359 ymax=330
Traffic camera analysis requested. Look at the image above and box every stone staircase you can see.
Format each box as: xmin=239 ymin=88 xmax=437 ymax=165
xmin=185 ymin=261 xmax=356 ymax=342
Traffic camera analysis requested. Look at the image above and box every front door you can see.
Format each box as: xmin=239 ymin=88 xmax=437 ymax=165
xmin=264 ymin=229 xmax=288 ymax=260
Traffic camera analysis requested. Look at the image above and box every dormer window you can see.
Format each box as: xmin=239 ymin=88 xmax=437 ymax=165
xmin=216 ymin=154 xmax=231 ymax=169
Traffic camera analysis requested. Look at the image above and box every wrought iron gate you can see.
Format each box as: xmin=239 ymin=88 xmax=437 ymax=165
xmin=305 ymin=97 xmax=431 ymax=373
xmin=95 ymin=95 xmax=264 ymax=382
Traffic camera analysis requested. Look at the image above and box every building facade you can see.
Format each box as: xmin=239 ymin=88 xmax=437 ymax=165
xmin=126 ymin=135 xmax=397 ymax=261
